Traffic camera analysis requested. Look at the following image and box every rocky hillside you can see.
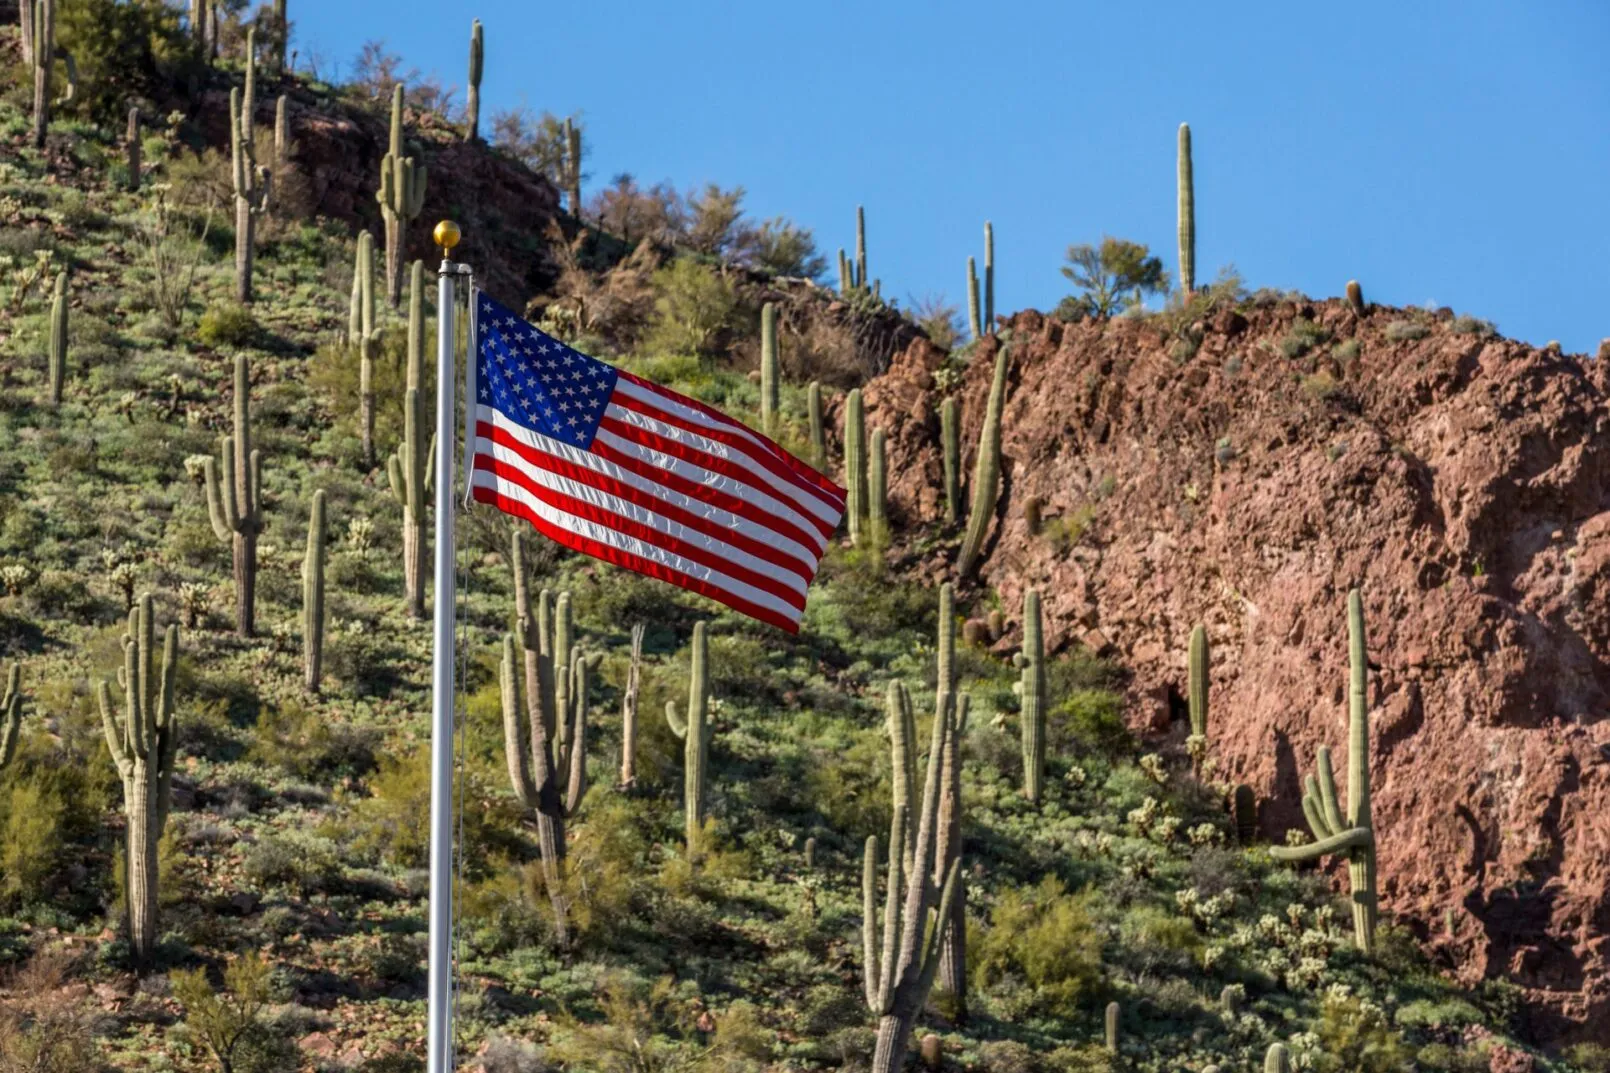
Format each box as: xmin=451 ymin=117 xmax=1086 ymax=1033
xmin=860 ymin=296 xmax=1610 ymax=1044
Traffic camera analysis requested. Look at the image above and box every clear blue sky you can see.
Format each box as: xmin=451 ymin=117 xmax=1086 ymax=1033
xmin=292 ymin=1 xmax=1610 ymax=353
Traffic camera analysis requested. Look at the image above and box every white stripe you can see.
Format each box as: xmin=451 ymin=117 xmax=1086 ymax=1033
xmin=605 ymin=395 xmax=843 ymax=530
xmin=478 ymin=437 xmax=810 ymax=602
xmin=471 ymin=468 xmax=804 ymax=624
xmin=591 ymin=423 xmax=830 ymax=554
xmin=480 ymin=407 xmax=822 ymax=573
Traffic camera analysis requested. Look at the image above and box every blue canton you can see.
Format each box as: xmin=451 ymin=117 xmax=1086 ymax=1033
xmin=475 ymin=292 xmax=619 ymax=450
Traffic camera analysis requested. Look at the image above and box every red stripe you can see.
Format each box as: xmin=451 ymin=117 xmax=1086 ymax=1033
xmin=475 ymin=455 xmax=807 ymax=612
xmin=599 ymin=414 xmax=838 ymax=542
xmin=587 ymin=434 xmax=827 ymax=558
xmin=616 ymin=372 xmax=848 ymax=512
xmin=480 ymin=422 xmax=817 ymax=583
xmin=473 ymin=486 xmax=801 ymax=634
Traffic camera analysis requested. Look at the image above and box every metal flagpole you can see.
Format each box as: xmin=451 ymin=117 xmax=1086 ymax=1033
xmin=427 ymin=219 xmax=465 ymax=1073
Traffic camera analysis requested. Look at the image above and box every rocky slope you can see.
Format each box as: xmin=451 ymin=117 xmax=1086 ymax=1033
xmin=860 ymin=298 xmax=1610 ymax=1044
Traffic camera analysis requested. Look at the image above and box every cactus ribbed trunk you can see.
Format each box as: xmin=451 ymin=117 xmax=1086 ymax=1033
xmin=1346 ymin=589 xmax=1376 ymax=953
xmin=807 ymin=380 xmax=826 ymax=471
xmin=465 ymin=20 xmax=483 ymax=142
xmin=234 ymin=195 xmax=255 ymax=303
xmin=956 ymin=346 xmax=1009 ymax=577
xmin=232 ymin=529 xmax=256 ymax=640
xmin=1177 ymin=122 xmax=1195 ymax=297
xmin=204 ymin=355 xmax=262 ymax=639
xmin=619 ymin=623 xmax=643 ymax=788
xmin=124 ymin=772 xmax=159 ymax=964
xmin=871 ymin=1015 xmax=913 ymax=1073
xmin=855 ymin=205 xmax=867 ymax=289
xmin=844 ymin=389 xmax=867 ymax=546
xmin=303 ymin=491 xmax=326 ymax=694
xmin=869 ymin=428 xmax=887 ymax=548
xmin=126 ymin=107 xmax=141 ymax=191
xmin=31 ymin=0 xmax=54 ymax=148
xmin=760 ymin=302 xmax=778 ymax=435
xmin=47 ymin=271 xmax=67 ymax=405
xmin=983 ymin=221 xmax=994 ymax=332
xmin=1017 ymin=589 xmax=1045 ymax=804
xmin=966 ymin=256 xmax=981 ymax=341
xmin=20 ymin=0 xmax=34 ymax=65
xmin=940 ymin=396 xmax=960 ymax=525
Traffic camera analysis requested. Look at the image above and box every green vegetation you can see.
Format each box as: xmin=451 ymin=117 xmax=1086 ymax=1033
xmin=1059 ymin=237 xmax=1169 ymax=318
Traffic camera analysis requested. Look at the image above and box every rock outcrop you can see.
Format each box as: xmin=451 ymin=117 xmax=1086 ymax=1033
xmin=861 ymin=298 xmax=1610 ymax=1044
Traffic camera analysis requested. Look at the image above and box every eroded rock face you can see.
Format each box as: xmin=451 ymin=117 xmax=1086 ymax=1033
xmin=862 ymin=300 xmax=1610 ymax=1044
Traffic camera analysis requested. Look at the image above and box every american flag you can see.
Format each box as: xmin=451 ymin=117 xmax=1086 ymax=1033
xmin=467 ymin=292 xmax=847 ymax=633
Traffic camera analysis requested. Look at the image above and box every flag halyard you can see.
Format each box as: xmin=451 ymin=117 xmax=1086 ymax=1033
xmin=467 ymin=292 xmax=846 ymax=633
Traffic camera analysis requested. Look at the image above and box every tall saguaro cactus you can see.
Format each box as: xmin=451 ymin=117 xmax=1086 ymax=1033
xmin=352 ymin=230 xmax=383 ymax=466
xmin=940 ymin=396 xmax=960 ymax=526
xmin=665 ymin=621 xmax=710 ymax=851
xmin=966 ymin=256 xmax=981 ymax=341
xmin=807 ymin=381 xmax=826 ymax=471
xmin=619 ymin=623 xmax=644 ymax=788
xmin=1 ymin=665 xmax=24 ymax=770
xmin=500 ymin=535 xmax=595 ymax=948
xmin=388 ymin=261 xmax=433 ymax=617
xmin=126 ymin=107 xmax=142 ymax=191
xmin=203 ymin=354 xmax=263 ymax=638
xmin=760 ymin=302 xmax=779 ymax=435
xmin=377 ymin=83 xmax=427 ymax=308
xmin=956 ymin=346 xmax=1009 ymax=577
xmin=563 ymin=117 xmax=582 ymax=216
xmin=1177 ymin=122 xmax=1195 ymax=297
xmin=1188 ymin=624 xmax=1209 ymax=776
xmin=98 ymin=595 xmax=179 ymax=967
xmin=232 ymin=31 xmax=272 ymax=304
xmin=843 ymin=388 xmax=868 ymax=546
xmin=465 ymin=19 xmax=483 ymax=142
xmin=869 ymin=428 xmax=888 ymax=548
xmin=1014 ymin=589 xmax=1046 ymax=804
xmin=855 ymin=205 xmax=867 ymax=289
xmin=931 ymin=583 xmax=968 ymax=1018
xmin=46 ymin=270 xmax=67 ymax=405
xmin=302 ymin=490 xmax=326 ymax=694
xmin=30 ymin=0 xmax=77 ymax=149
xmin=1270 ymin=588 xmax=1378 ymax=954
xmin=862 ymin=622 xmax=964 ymax=1073
xmin=983 ymin=221 xmax=994 ymax=332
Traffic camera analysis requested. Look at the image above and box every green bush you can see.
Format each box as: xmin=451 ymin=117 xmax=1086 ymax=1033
xmin=643 ymin=257 xmax=741 ymax=362
xmin=198 ymin=303 xmax=262 ymax=348
xmin=1279 ymin=317 xmax=1331 ymax=358
xmin=1385 ymin=320 xmax=1430 ymax=342
xmin=246 ymin=700 xmax=376 ymax=781
xmin=1314 ymin=993 xmax=1412 ymax=1073
xmin=974 ymin=877 xmax=1103 ymax=1012
xmin=171 ymin=952 xmax=298 ymax=1073
xmin=0 ymin=778 xmax=65 ymax=908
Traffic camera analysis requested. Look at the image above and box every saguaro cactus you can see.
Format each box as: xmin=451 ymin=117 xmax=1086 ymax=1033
xmin=1105 ymin=1001 xmax=1120 ymax=1053
xmin=203 ymin=354 xmax=263 ymax=637
xmin=388 ymin=261 xmax=434 ymax=618
xmin=1 ymin=665 xmax=23 ymax=770
xmin=838 ymin=249 xmax=851 ymax=294
xmin=273 ymin=94 xmax=288 ymax=169
xmin=232 ymin=31 xmax=272 ymax=304
xmin=886 ymin=681 xmax=919 ymax=875
xmin=983 ymin=221 xmax=995 ymax=331
xmin=563 ymin=117 xmax=582 ymax=216
xmin=500 ymin=535 xmax=595 ymax=948
xmin=1346 ymin=279 xmax=1366 ymax=315
xmin=1014 ymin=589 xmax=1046 ymax=804
xmin=98 ymin=595 xmax=179 ymax=966
xmin=29 ymin=0 xmax=76 ymax=149
xmin=126 ymin=106 xmax=141 ymax=191
xmin=940 ymin=396 xmax=960 ymax=526
xmin=1270 ymin=588 xmax=1378 ymax=954
xmin=855 ymin=205 xmax=867 ymax=289
xmin=869 ymin=428 xmax=888 ymax=548
xmin=760 ymin=302 xmax=779 ymax=435
xmin=377 ymin=83 xmax=427 ymax=308
xmin=1231 ymin=783 xmax=1257 ymax=842
xmin=465 ymin=19 xmax=483 ymax=142
xmin=1188 ymin=623 xmax=1209 ymax=776
xmin=807 ymin=381 xmax=826 ymax=471
xmin=46 ymin=270 xmax=67 ymax=405
xmin=862 ymin=641 xmax=963 ymax=1073
xmin=302 ymin=490 xmax=326 ymax=694
xmin=931 ymin=584 xmax=967 ymax=1018
xmin=966 ymin=256 xmax=981 ymax=341
xmin=843 ymin=388 xmax=868 ymax=546
xmin=619 ymin=623 xmax=644 ymax=788
xmin=1265 ymin=1044 xmax=1291 ymax=1073
xmin=352 ymin=230 xmax=383 ymax=465
xmin=1177 ymin=122 xmax=1195 ymax=296
xmin=666 ymin=622 xmax=710 ymax=851
xmin=956 ymin=346 xmax=1009 ymax=577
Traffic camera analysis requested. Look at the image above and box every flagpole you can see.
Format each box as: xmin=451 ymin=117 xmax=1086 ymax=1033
xmin=427 ymin=220 xmax=464 ymax=1073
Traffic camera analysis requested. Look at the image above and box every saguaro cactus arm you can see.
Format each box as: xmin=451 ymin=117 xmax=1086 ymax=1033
xmin=1 ymin=665 xmax=23 ymax=769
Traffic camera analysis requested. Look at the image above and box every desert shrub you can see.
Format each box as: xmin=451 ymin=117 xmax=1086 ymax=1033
xmin=0 ymin=779 xmax=65 ymax=909
xmin=242 ymin=831 xmax=343 ymax=897
xmin=197 ymin=303 xmax=261 ymax=348
xmin=1117 ymin=904 xmax=1200 ymax=973
xmin=1053 ymin=689 xmax=1131 ymax=757
xmin=56 ymin=0 xmax=200 ymax=129
xmin=1042 ymin=504 xmax=1097 ymax=554
xmin=171 ymin=952 xmax=298 ymax=1073
xmin=1279 ymin=317 xmax=1331 ymax=358
xmin=1451 ymin=315 xmax=1496 ymax=336
xmin=547 ymin=974 xmax=769 ymax=1073
xmin=1385 ymin=320 xmax=1430 ymax=342
xmin=1313 ymin=993 xmax=1412 ymax=1073
xmin=974 ymin=877 xmax=1103 ymax=1013
xmin=642 ymin=257 xmax=741 ymax=363
xmin=1301 ymin=372 xmax=1341 ymax=399
xmin=246 ymin=700 xmax=376 ymax=781
xmin=0 ymin=948 xmax=99 ymax=1073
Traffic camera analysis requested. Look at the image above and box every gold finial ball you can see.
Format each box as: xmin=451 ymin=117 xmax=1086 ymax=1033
xmin=433 ymin=220 xmax=461 ymax=251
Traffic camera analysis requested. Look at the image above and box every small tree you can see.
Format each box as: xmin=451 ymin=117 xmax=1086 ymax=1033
xmin=171 ymin=953 xmax=295 ymax=1073
xmin=1058 ymin=237 xmax=1168 ymax=318
xmin=644 ymin=258 xmax=739 ymax=362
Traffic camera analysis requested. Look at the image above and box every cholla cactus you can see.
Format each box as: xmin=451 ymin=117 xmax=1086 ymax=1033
xmin=0 ymin=564 xmax=34 ymax=597
xmin=346 ymin=516 xmax=375 ymax=558
xmin=184 ymin=454 xmax=210 ymax=484
xmin=109 ymin=561 xmax=138 ymax=610
xmin=1139 ymin=753 xmax=1168 ymax=785
xmin=178 ymin=582 xmax=211 ymax=628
